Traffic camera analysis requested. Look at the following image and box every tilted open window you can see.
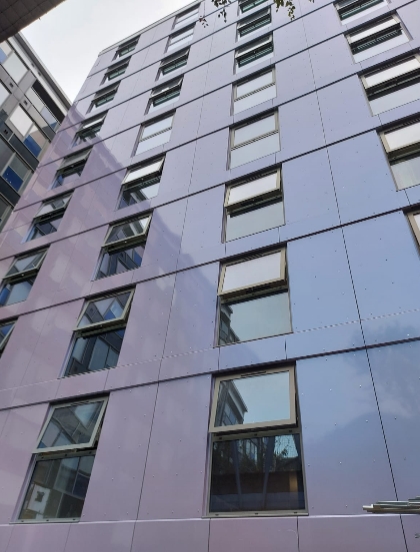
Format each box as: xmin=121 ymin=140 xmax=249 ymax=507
xmin=115 ymin=36 xmax=139 ymax=58
xmin=336 ymin=0 xmax=387 ymax=24
xmin=148 ymin=77 xmax=183 ymax=113
xmin=118 ymin=156 xmax=164 ymax=208
xmin=174 ymin=5 xmax=199 ymax=28
xmin=158 ymin=49 xmax=189 ymax=79
xmin=167 ymin=25 xmax=195 ymax=52
xmin=53 ymin=148 xmax=91 ymax=188
xmin=0 ymin=249 xmax=47 ymax=306
xmin=135 ymin=113 xmax=174 ymax=155
xmin=235 ymin=34 xmax=273 ymax=73
xmin=75 ymin=113 xmax=107 ymax=144
xmin=90 ymin=84 xmax=119 ymax=112
xmin=27 ymin=193 xmax=72 ymax=241
xmin=103 ymin=59 xmax=130 ymax=83
xmin=237 ymin=7 xmax=271 ymax=39
xmin=233 ymin=68 xmax=276 ymax=115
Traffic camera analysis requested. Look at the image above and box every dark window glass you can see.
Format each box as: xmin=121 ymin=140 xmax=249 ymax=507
xmin=93 ymin=92 xmax=115 ymax=108
xmin=24 ymin=135 xmax=42 ymax=157
xmin=210 ymin=433 xmax=305 ymax=513
xmin=19 ymin=454 xmax=94 ymax=520
xmin=65 ymin=328 xmax=125 ymax=376
xmin=240 ymin=0 xmax=266 ymax=12
xmin=225 ymin=199 xmax=284 ymax=241
xmin=54 ymin=164 xmax=84 ymax=187
xmin=119 ymin=176 xmax=160 ymax=208
xmin=2 ymin=156 xmax=28 ymax=191
xmin=29 ymin=214 xmax=62 ymax=240
xmin=96 ymin=243 xmax=144 ymax=279
xmin=0 ymin=278 xmax=34 ymax=306
xmin=219 ymin=291 xmax=291 ymax=344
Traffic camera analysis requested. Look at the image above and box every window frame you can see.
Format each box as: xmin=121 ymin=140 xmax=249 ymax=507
xmin=229 ymin=110 xmax=279 ymax=164
xmin=7 ymin=105 xmax=48 ymax=158
xmin=237 ymin=7 xmax=272 ymax=38
xmin=4 ymin=249 xmax=47 ymax=280
xmin=148 ymin=77 xmax=183 ymax=112
xmin=0 ymin=319 xmax=15 ymax=353
xmin=118 ymin=157 xmax=164 ymax=207
xmin=235 ymin=33 xmax=273 ymax=71
xmin=239 ymin=0 xmax=268 ymax=13
xmin=174 ymin=5 xmax=200 ymax=28
xmin=75 ymin=289 xmax=135 ymax=333
xmin=233 ymin=67 xmax=275 ymax=102
xmin=136 ymin=112 xmax=175 ymax=149
xmin=158 ymin=49 xmax=190 ymax=79
xmin=225 ymin=168 xmax=281 ymax=207
xmin=90 ymin=84 xmax=119 ymax=111
xmin=379 ymin=117 xmax=420 ymax=153
xmin=102 ymin=214 xmax=152 ymax=249
xmin=75 ymin=113 xmax=107 ymax=143
xmin=361 ymin=53 xmax=420 ymax=89
xmin=335 ymin=0 xmax=387 ymax=23
xmin=115 ymin=36 xmax=139 ymax=59
xmin=407 ymin=210 xmax=420 ymax=246
xmin=103 ymin=60 xmax=130 ymax=83
xmin=167 ymin=24 xmax=195 ymax=52
xmin=53 ymin=148 xmax=91 ymax=186
xmin=35 ymin=193 xmax=72 ymax=220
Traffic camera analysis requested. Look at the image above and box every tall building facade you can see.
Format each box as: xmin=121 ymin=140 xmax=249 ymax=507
xmin=0 ymin=33 xmax=70 ymax=230
xmin=0 ymin=0 xmax=419 ymax=549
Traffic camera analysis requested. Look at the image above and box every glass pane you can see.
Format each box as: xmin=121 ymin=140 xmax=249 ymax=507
xmin=385 ymin=120 xmax=420 ymax=151
xmin=105 ymin=216 xmax=150 ymax=244
xmin=170 ymin=27 xmax=194 ymax=45
xmin=149 ymin=92 xmax=180 ymax=113
xmin=19 ymin=454 xmax=94 ymax=520
xmin=340 ymin=0 xmax=386 ymax=24
xmin=176 ymin=6 xmax=199 ymax=25
xmin=348 ymin=17 xmax=396 ymax=43
xmin=78 ymin=291 xmax=131 ymax=328
xmin=37 ymin=195 xmax=71 ymax=217
xmin=25 ymin=127 xmax=47 ymax=158
xmin=0 ymin=83 xmax=9 ymax=106
xmin=0 ymin=196 xmax=10 ymax=227
xmin=228 ymin=172 xmax=277 ymax=205
xmin=136 ymin=129 xmax=171 ymax=154
xmin=237 ymin=71 xmax=273 ymax=98
xmin=9 ymin=106 xmax=32 ymax=136
xmin=29 ymin=215 xmax=62 ymax=240
xmin=234 ymin=84 xmax=276 ymax=114
xmin=225 ymin=199 xmax=284 ymax=241
xmin=215 ymin=371 xmax=291 ymax=428
xmin=3 ymin=156 xmax=29 ymax=191
xmin=237 ymin=35 xmax=272 ymax=57
xmin=232 ymin=133 xmax=279 ymax=170
xmin=119 ymin=179 xmax=160 ymax=208
xmin=391 ymin=154 xmax=420 ymax=190
xmin=370 ymin=82 xmax=420 ymax=115
xmin=219 ymin=291 xmax=291 ymax=344
xmin=0 ymin=320 xmax=14 ymax=345
xmin=3 ymin=53 xmax=27 ymax=82
xmin=142 ymin=115 xmax=173 ymax=139
xmin=0 ymin=41 xmax=12 ymax=58
xmin=96 ymin=244 xmax=145 ymax=279
xmin=0 ymin=278 xmax=34 ymax=306
xmin=7 ymin=251 xmax=45 ymax=276
xmin=223 ymin=251 xmax=282 ymax=293
xmin=365 ymin=58 xmax=420 ymax=88
xmin=66 ymin=329 xmax=125 ymax=375
xmin=353 ymin=32 xmax=409 ymax=63
xmin=210 ymin=433 xmax=304 ymax=513
xmin=234 ymin=115 xmax=276 ymax=146
xmin=26 ymin=88 xmax=44 ymax=112
xmin=125 ymin=159 xmax=163 ymax=183
xmin=237 ymin=50 xmax=273 ymax=73
xmin=38 ymin=401 xmax=104 ymax=450
xmin=41 ymin=106 xmax=58 ymax=129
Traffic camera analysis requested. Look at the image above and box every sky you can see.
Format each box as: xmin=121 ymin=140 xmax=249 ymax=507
xmin=22 ymin=0 xmax=194 ymax=102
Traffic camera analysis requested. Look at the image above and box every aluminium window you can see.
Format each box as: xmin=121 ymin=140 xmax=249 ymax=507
xmin=0 ymin=195 xmax=12 ymax=231
xmin=53 ymin=148 xmax=91 ymax=188
xmin=0 ymin=249 xmax=47 ymax=307
xmin=233 ymin=68 xmax=276 ymax=114
xmin=65 ymin=290 xmax=133 ymax=376
xmin=0 ymin=82 xmax=9 ymax=106
xmin=148 ymin=77 xmax=183 ymax=113
xmin=96 ymin=215 xmax=151 ymax=279
xmin=218 ymin=249 xmax=291 ymax=344
xmin=235 ymin=34 xmax=273 ymax=73
xmin=0 ymin=319 xmax=15 ymax=355
xmin=26 ymin=88 xmax=59 ymax=131
xmin=8 ymin=105 xmax=48 ymax=158
xmin=380 ymin=118 xmax=420 ymax=190
xmin=361 ymin=55 xmax=420 ymax=115
xmin=115 ymin=36 xmax=139 ymax=58
xmin=224 ymin=169 xmax=284 ymax=241
xmin=103 ymin=60 xmax=130 ymax=83
xmin=230 ymin=111 xmax=280 ymax=169
xmin=208 ymin=366 xmax=305 ymax=515
xmin=90 ymin=84 xmax=119 ymax=112
xmin=174 ymin=5 xmax=200 ymax=28
xmin=118 ymin=156 xmax=164 ymax=208
xmin=347 ymin=15 xmax=409 ymax=63
xmin=158 ymin=49 xmax=189 ymax=79
xmin=18 ymin=397 xmax=108 ymax=521
xmin=237 ymin=8 xmax=271 ymax=39
xmin=335 ymin=0 xmax=387 ymax=24
xmin=0 ymin=139 xmax=32 ymax=192
xmin=74 ymin=113 xmax=106 ymax=144
xmin=239 ymin=0 xmax=267 ymax=13
xmin=407 ymin=210 xmax=420 ymax=248
xmin=27 ymin=194 xmax=71 ymax=241
xmin=135 ymin=113 xmax=174 ymax=155
xmin=167 ymin=25 xmax=195 ymax=52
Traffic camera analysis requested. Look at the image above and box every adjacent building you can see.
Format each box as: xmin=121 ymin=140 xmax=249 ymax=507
xmin=0 ymin=1 xmax=67 ymax=42
xmin=0 ymin=0 xmax=419 ymax=549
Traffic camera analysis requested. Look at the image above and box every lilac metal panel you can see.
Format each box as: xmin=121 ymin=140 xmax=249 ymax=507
xmin=225 ymin=227 xmax=279 ymax=258
xmin=209 ymin=25 xmax=237 ymax=59
xmin=143 ymin=39 xmax=167 ymax=67
xmin=132 ymin=519 xmax=210 ymax=552
xmin=160 ymin=347 xmax=219 ymax=380
xmin=0 ymin=403 xmax=47 ymax=523
xmin=279 ymin=93 xmax=325 ymax=159
xmin=204 ymin=53 xmax=235 ymax=95
xmin=395 ymin=2 xmax=420 ymax=40
xmin=163 ymin=263 xmax=219 ymax=356
xmin=230 ymin=152 xmax=277 ymax=182
xmin=130 ymin=64 xmax=159 ymax=98
xmin=55 ymin=369 xmax=109 ymax=400
xmin=82 ymin=385 xmax=157 ymax=521
xmin=106 ymin=359 xmax=161 ymax=390
xmin=170 ymin=98 xmax=204 ymax=148
xmin=272 ymin=0 xmax=302 ymax=23
xmin=189 ymin=129 xmax=230 ymax=194
xmin=180 ymin=65 xmax=210 ymax=105
xmin=64 ymin=522 xmax=135 ymax=552
xmin=198 ymin=87 xmax=233 ymax=137
xmin=298 ymin=0 xmax=333 ymax=16
xmin=288 ymin=229 xmax=359 ymax=330
xmin=297 ymin=351 xmax=396 ymax=515
xmin=152 ymin=17 xmax=176 ymax=42
xmin=219 ymin=334 xmax=286 ymax=371
xmin=298 ymin=515 xmax=406 ymax=552
xmin=138 ymin=374 xmax=211 ymax=519
xmin=0 ymin=388 xmax=16 ymax=410
xmin=328 ymin=133 xmax=407 ymax=224
xmin=158 ymin=142 xmax=196 ymax=200
xmin=188 ymin=36 xmax=213 ymax=69
xmin=358 ymin=41 xmax=413 ymax=71
xmin=273 ymin=20 xmax=307 ymax=60
xmin=80 ymin=171 xmax=125 ymax=233
xmin=343 ymin=212 xmax=420 ymax=318
xmin=275 ymin=52 xmax=315 ymax=104
xmin=368 ymin=342 xmax=420 ymax=500
xmin=402 ymin=515 xmax=420 ymax=552
xmin=303 ymin=4 xmax=343 ymax=47
xmin=12 ymin=380 xmax=59 ymax=409
xmin=362 ymin=308 xmax=420 ymax=346
xmin=118 ymin=275 xmax=175 ymax=366
xmin=318 ymin=76 xmax=380 ymax=143
xmin=6 ymin=524 xmax=71 ymax=552
xmin=309 ymin=35 xmax=360 ymax=89
xmin=0 ymin=526 xmax=12 ymax=552
xmin=117 ymin=92 xmax=149 ymax=134
xmin=109 ymin=126 xmax=139 ymax=166
xmin=209 ymin=517 xmax=299 ymax=552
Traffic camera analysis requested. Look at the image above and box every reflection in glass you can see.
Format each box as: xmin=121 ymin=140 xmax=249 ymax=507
xmin=215 ymin=372 xmax=291 ymax=428
xmin=0 ymin=320 xmax=14 ymax=345
xmin=78 ymin=291 xmax=131 ymax=328
xmin=369 ymin=81 xmax=420 ymax=115
xmin=385 ymin=121 xmax=420 ymax=151
xmin=391 ymin=153 xmax=420 ymax=190
xmin=119 ymin=177 xmax=160 ymax=208
xmin=237 ymin=71 xmax=273 ymax=99
xmin=38 ymin=401 xmax=104 ymax=449
xmin=19 ymin=454 xmax=94 ymax=520
xmin=230 ymin=133 xmax=279 ymax=169
xmin=105 ymin=217 xmax=150 ymax=245
xmin=0 ymin=278 xmax=34 ymax=306
xmin=29 ymin=214 xmax=62 ymax=240
xmin=136 ymin=130 xmax=171 ymax=155
xmin=225 ymin=199 xmax=284 ymax=241
xmin=227 ymin=172 xmax=277 ymax=206
xmin=234 ymin=115 xmax=276 ymax=146
xmin=210 ymin=433 xmax=305 ymax=513
xmin=219 ymin=291 xmax=291 ymax=344
xmin=6 ymin=251 xmax=45 ymax=277
xmin=65 ymin=328 xmax=125 ymax=375
xmin=365 ymin=57 xmax=420 ymax=88
xmin=96 ymin=243 xmax=144 ymax=279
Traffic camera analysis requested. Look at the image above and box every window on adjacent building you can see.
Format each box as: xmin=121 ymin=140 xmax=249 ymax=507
xmin=0 ymin=195 xmax=12 ymax=231
xmin=1 ymin=50 xmax=27 ymax=83
xmin=0 ymin=249 xmax=47 ymax=306
xmin=65 ymin=290 xmax=134 ymax=376
xmin=239 ymin=0 xmax=267 ymax=13
xmin=167 ymin=25 xmax=195 ymax=52
xmin=0 ymin=146 xmax=32 ymax=192
xmin=0 ymin=319 xmax=15 ymax=355
xmin=8 ymin=105 xmax=48 ymax=158
xmin=347 ymin=15 xmax=409 ymax=63
xmin=27 ymin=194 xmax=71 ymax=241
xmin=361 ymin=55 xmax=420 ymax=115
xmin=53 ymin=149 xmax=91 ymax=188
xmin=19 ymin=397 xmax=108 ymax=521
xmin=233 ymin=68 xmax=276 ymax=114
xmin=218 ymin=249 xmax=291 ymax=344
xmin=90 ymin=85 xmax=118 ymax=112
xmin=230 ymin=111 xmax=280 ymax=169
xmin=380 ymin=118 xmax=420 ymax=190
xmin=148 ymin=77 xmax=183 ymax=113
xmin=407 ymin=210 xmax=420 ymax=247
xmin=0 ymin=83 xmax=9 ymax=107
xmin=74 ymin=113 xmax=106 ymax=145
xmin=96 ymin=215 xmax=151 ymax=279
xmin=115 ymin=36 xmax=139 ymax=58
xmin=224 ymin=169 xmax=284 ymax=241
xmin=103 ymin=60 xmax=130 ymax=83
xmin=135 ymin=113 xmax=174 ymax=155
xmin=336 ymin=0 xmax=387 ymax=24
xmin=235 ymin=34 xmax=273 ymax=72
xmin=174 ymin=5 xmax=200 ymax=27
xmin=208 ymin=366 xmax=305 ymax=515
xmin=237 ymin=7 xmax=271 ymax=39
xmin=26 ymin=88 xmax=59 ymax=131
xmin=158 ymin=49 xmax=189 ymax=79
xmin=118 ymin=157 xmax=164 ymax=208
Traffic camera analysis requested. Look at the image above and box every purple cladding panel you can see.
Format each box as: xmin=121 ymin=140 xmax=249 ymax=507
xmin=132 ymin=519 xmax=210 ymax=552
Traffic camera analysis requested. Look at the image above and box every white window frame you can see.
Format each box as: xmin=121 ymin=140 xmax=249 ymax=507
xmin=75 ymin=289 xmax=135 ymax=332
xmin=75 ymin=113 xmax=106 ymax=143
xmin=136 ymin=113 xmax=174 ymax=151
xmin=225 ymin=169 xmax=281 ymax=208
xmin=380 ymin=117 xmax=420 ymax=153
xmin=90 ymin=84 xmax=119 ymax=111
xmin=148 ymin=77 xmax=183 ymax=112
